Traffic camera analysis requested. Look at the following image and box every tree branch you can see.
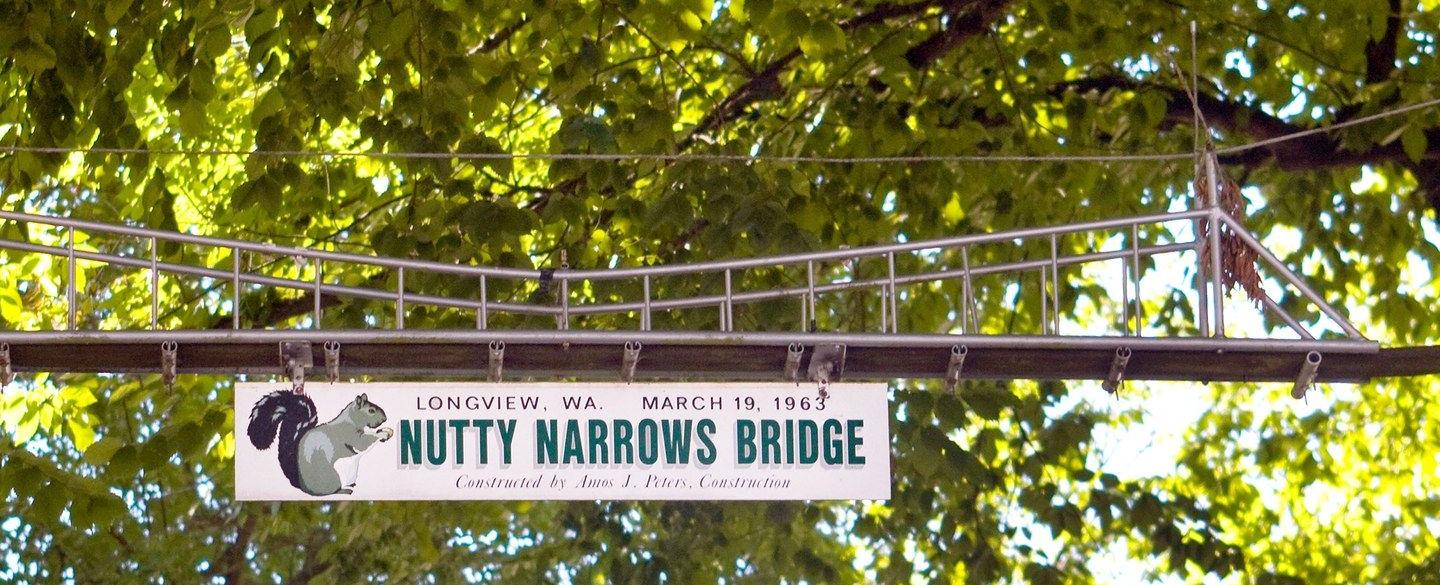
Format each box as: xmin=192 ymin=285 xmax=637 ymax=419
xmin=903 ymin=0 xmax=1012 ymax=69
xmin=1058 ymin=75 xmax=1438 ymax=168
xmin=468 ymin=17 xmax=529 ymax=55
xmin=1364 ymin=0 xmax=1402 ymax=84
xmin=210 ymin=291 xmax=345 ymax=329
xmin=222 ymin=515 xmax=255 ymax=584
xmin=680 ymin=0 xmax=951 ymax=149
xmin=1058 ymin=74 xmax=1440 ymax=210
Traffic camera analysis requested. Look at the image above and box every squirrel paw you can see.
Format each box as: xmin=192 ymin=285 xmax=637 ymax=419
xmin=377 ymin=427 xmax=394 ymax=442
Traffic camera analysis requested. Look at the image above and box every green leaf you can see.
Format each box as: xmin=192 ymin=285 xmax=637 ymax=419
xmin=730 ymin=0 xmax=750 ymax=20
xmin=252 ymin=89 xmax=286 ymax=124
xmin=12 ymin=405 xmax=41 ymax=444
xmin=88 ymin=493 xmax=128 ymax=526
xmin=800 ymin=21 xmax=844 ymax=56
xmin=68 ymin=418 xmax=97 ymax=451
xmin=105 ymin=0 xmax=136 ymax=25
xmin=1133 ymin=493 xmax=1163 ymax=527
xmin=963 ymin=385 xmax=1015 ymax=420
xmin=745 ymin=0 xmax=772 ymax=21
xmin=0 ymin=282 xmax=22 ymax=324
xmin=11 ymin=38 xmax=56 ymax=71
xmin=1401 ymin=126 xmax=1427 ymax=163
xmin=556 ymin=115 xmax=618 ymax=152
xmin=32 ymin=482 xmax=67 ymax=523
xmin=105 ymin=445 xmax=141 ymax=481
xmin=459 ymin=135 xmax=513 ymax=176
xmin=1100 ymin=473 xmax=1120 ymax=489
xmin=83 ymin=436 xmax=126 ymax=466
xmin=389 ymin=7 xmax=417 ymax=45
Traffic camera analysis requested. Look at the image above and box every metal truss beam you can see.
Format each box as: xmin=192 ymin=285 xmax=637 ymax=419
xmin=0 ymin=200 xmax=1398 ymax=388
xmin=0 ymin=330 xmax=1382 ymax=383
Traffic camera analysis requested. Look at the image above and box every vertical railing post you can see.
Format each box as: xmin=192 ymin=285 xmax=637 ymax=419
xmin=1204 ymin=153 xmax=1226 ymax=337
xmin=1131 ymin=224 xmax=1142 ymax=337
xmin=1193 ymin=210 xmax=1211 ymax=336
xmin=150 ymin=237 xmax=159 ymax=330
xmin=232 ymin=248 xmax=241 ymax=329
xmin=66 ymin=226 xmax=76 ymax=330
xmin=880 ymin=285 xmax=889 ymax=332
xmin=961 ymin=245 xmax=974 ymax=334
xmin=1049 ymin=234 xmax=1060 ymax=335
xmin=886 ymin=252 xmax=898 ymax=333
xmin=313 ymin=258 xmax=322 ymax=329
xmin=642 ymin=275 xmax=652 ymax=331
xmin=723 ymin=269 xmax=733 ymax=332
xmin=560 ymin=278 xmax=570 ymax=330
xmin=798 ymin=288 xmax=807 ymax=332
xmin=1120 ymin=249 xmax=1129 ymax=337
xmin=1039 ymin=267 xmax=1048 ymax=335
xmin=806 ymin=260 xmax=816 ymax=332
xmin=396 ymin=267 xmax=406 ymax=329
xmin=478 ymin=275 xmax=488 ymax=329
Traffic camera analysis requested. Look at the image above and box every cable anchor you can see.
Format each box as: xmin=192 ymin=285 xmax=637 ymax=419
xmin=783 ymin=343 xmax=804 ymax=383
xmin=0 ymin=343 xmax=13 ymax=389
xmin=1292 ymin=351 xmax=1321 ymax=399
xmin=279 ymin=341 xmax=313 ymax=394
xmin=488 ymin=341 xmax=505 ymax=382
xmin=808 ymin=344 xmax=846 ymax=401
xmin=324 ymin=341 xmax=341 ymax=384
xmin=621 ymin=341 xmax=642 ymax=384
xmin=161 ymin=341 xmax=178 ymax=390
xmin=1100 ymin=347 xmax=1134 ymax=391
xmin=1102 ymin=347 xmax=1132 ymax=394
xmin=946 ymin=345 xmax=968 ymax=391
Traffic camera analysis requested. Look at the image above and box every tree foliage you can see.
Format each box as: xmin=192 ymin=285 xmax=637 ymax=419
xmin=2 ymin=0 xmax=1439 ymax=582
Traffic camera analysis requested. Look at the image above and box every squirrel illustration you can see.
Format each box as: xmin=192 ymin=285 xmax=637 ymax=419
xmin=246 ymin=391 xmax=393 ymax=496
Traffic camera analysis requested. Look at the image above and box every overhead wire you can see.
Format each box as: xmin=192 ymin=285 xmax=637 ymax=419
xmin=0 ymin=96 xmax=1434 ymax=165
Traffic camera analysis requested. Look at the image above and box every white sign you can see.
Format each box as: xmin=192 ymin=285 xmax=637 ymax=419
xmin=235 ymin=382 xmax=891 ymax=501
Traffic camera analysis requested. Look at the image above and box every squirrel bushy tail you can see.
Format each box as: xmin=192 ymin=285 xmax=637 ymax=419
xmin=246 ymin=390 xmax=317 ymax=491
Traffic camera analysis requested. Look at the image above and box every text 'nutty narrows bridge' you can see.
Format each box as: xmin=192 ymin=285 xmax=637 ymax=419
xmin=1 ymin=156 xmax=1436 ymax=397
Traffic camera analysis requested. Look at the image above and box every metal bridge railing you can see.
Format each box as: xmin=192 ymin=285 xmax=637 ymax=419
xmin=0 ymin=205 xmax=1363 ymax=345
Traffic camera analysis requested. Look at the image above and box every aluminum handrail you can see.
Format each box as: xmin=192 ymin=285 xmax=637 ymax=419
xmin=0 ymin=208 xmax=1209 ymax=281
xmin=0 ymin=207 xmax=1365 ymax=345
xmin=0 ymin=233 xmax=1193 ymax=317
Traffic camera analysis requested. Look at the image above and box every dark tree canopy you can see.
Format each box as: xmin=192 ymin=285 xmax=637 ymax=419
xmin=2 ymin=0 xmax=1439 ymax=583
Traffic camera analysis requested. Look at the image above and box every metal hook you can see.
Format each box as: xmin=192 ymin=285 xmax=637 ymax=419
xmin=488 ymin=341 xmax=505 ymax=382
xmin=1102 ymin=347 xmax=1132 ymax=394
xmin=289 ymin=359 xmax=305 ymax=394
xmin=0 ymin=343 xmax=14 ymax=389
xmin=1292 ymin=351 xmax=1321 ymax=399
xmin=621 ymin=341 xmax=642 ymax=384
xmin=783 ymin=343 xmax=804 ymax=383
xmin=324 ymin=341 xmax=340 ymax=384
xmin=279 ymin=341 xmax=313 ymax=395
xmin=946 ymin=345 xmax=968 ymax=391
xmin=808 ymin=344 xmax=846 ymax=401
xmin=161 ymin=340 xmax=178 ymax=390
